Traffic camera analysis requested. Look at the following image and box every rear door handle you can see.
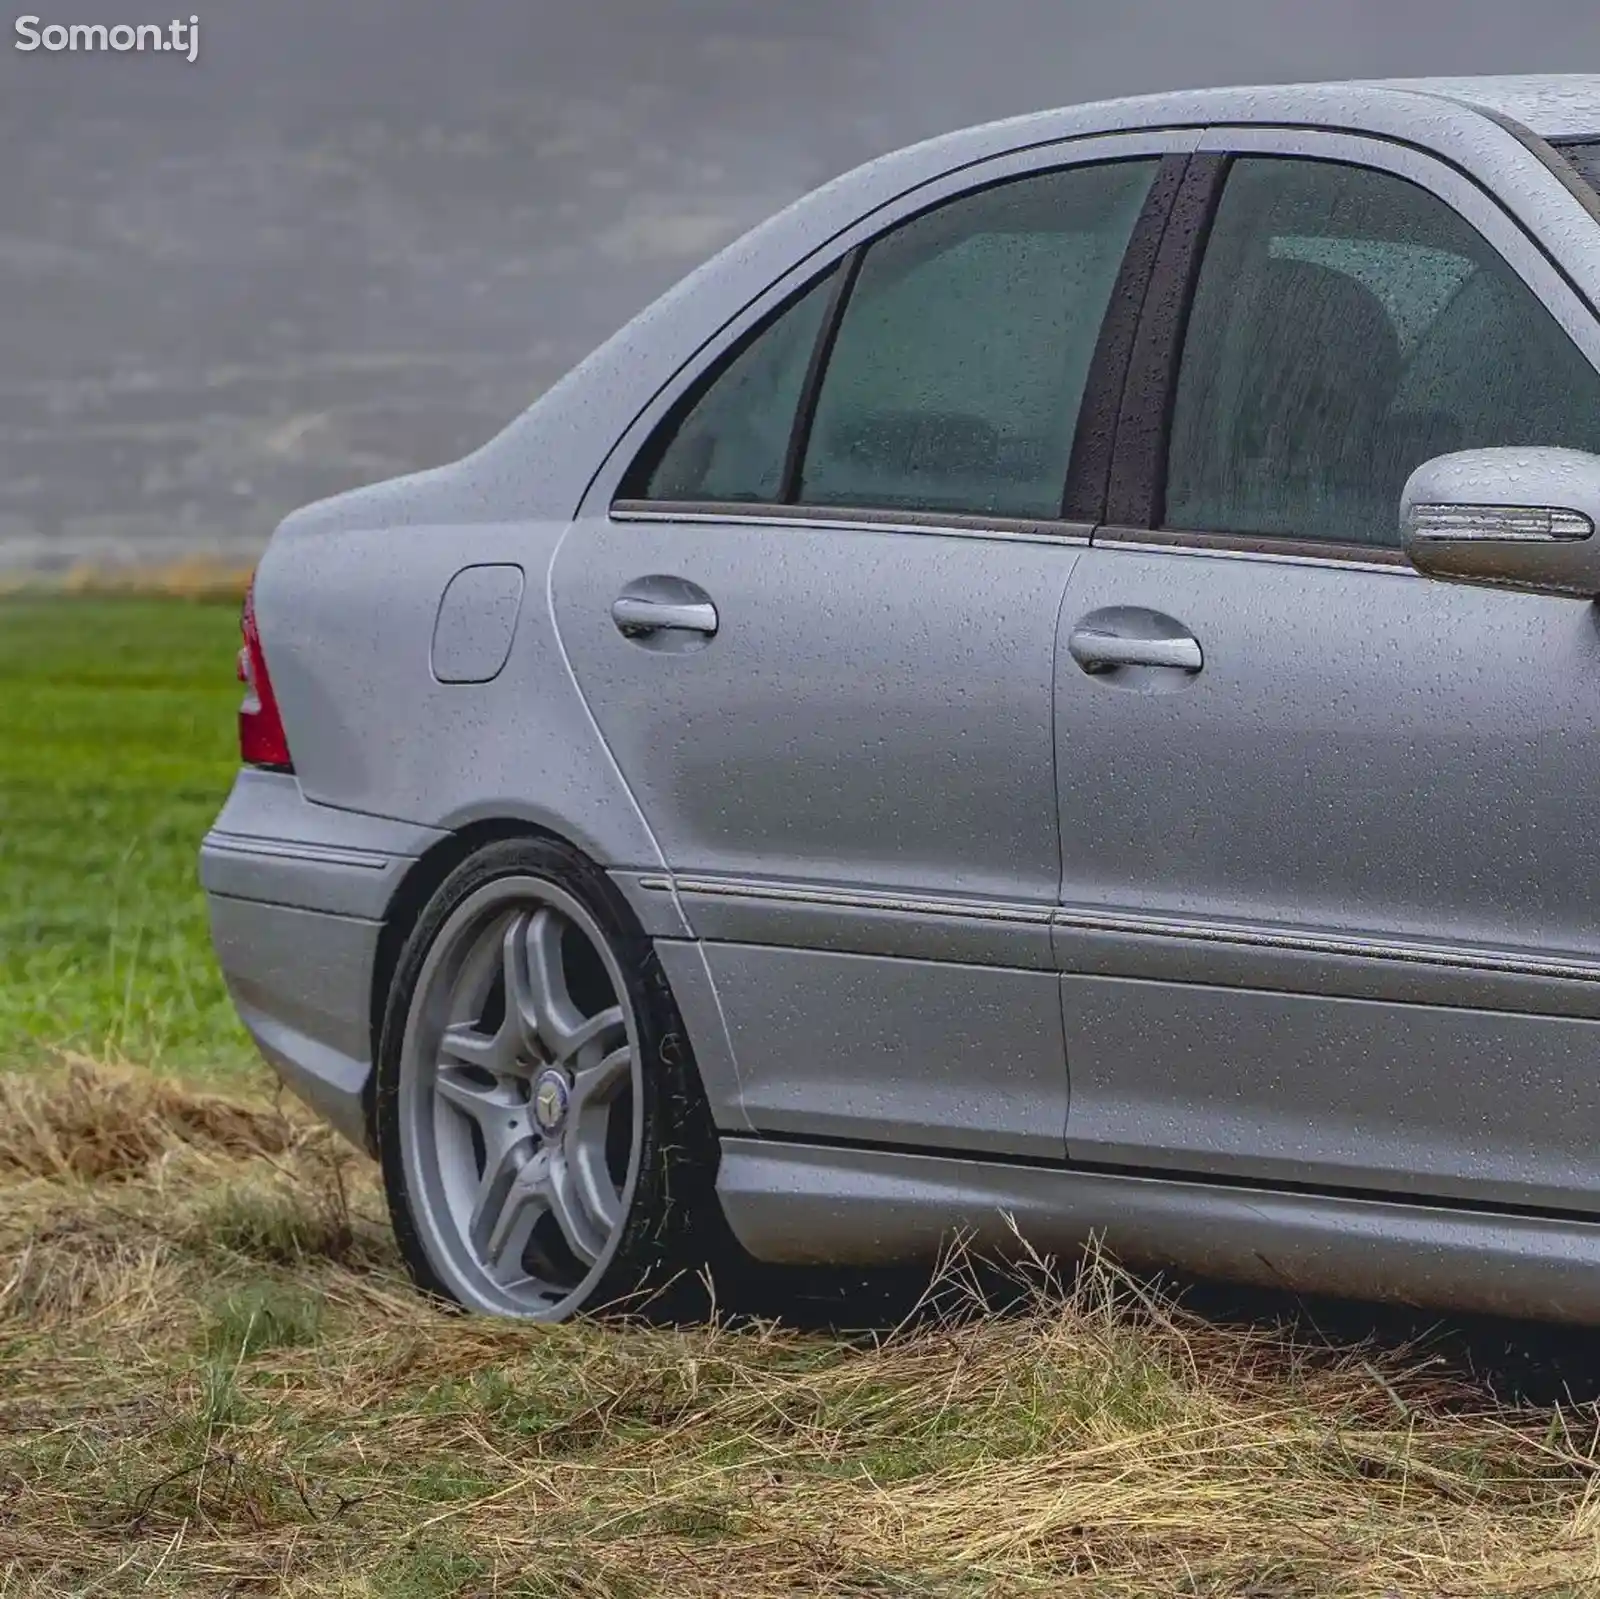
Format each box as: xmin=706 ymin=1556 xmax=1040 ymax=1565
xmin=611 ymin=596 xmax=719 ymax=637
xmin=1068 ymin=626 xmax=1203 ymax=674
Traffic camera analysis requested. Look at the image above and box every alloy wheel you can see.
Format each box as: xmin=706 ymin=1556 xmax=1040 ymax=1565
xmin=395 ymin=875 xmax=644 ymax=1318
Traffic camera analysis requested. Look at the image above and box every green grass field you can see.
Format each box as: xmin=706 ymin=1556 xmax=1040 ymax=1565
xmin=0 ymin=594 xmax=256 ymax=1077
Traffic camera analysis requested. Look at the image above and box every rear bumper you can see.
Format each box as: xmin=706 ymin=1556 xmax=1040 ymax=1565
xmin=201 ymin=770 xmax=447 ymax=1152
xmin=207 ymin=895 xmax=382 ymax=1151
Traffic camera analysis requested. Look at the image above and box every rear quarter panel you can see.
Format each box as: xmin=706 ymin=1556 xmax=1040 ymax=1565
xmin=252 ymin=519 xmax=666 ymax=878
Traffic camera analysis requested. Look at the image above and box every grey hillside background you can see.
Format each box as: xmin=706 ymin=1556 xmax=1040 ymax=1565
xmin=5 ymin=0 xmax=1600 ymax=574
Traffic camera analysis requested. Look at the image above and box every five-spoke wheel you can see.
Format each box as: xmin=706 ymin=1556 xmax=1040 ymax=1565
xmin=376 ymin=838 xmax=711 ymax=1320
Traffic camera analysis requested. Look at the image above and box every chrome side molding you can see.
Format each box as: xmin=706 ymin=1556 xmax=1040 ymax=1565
xmin=642 ymin=871 xmax=1600 ymax=986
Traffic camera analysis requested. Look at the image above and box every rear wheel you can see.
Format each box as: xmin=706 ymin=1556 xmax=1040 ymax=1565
xmin=374 ymin=836 xmax=717 ymax=1320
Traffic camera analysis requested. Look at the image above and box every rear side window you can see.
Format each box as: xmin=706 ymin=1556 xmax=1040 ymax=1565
xmin=624 ymin=158 xmax=1158 ymax=520
xmin=633 ymin=267 xmax=839 ymax=503
xmin=799 ymin=161 xmax=1156 ymax=519
xmin=1166 ymin=157 xmax=1600 ymax=546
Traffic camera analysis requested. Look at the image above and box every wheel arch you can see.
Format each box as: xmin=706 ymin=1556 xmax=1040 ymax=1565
xmin=364 ymin=816 xmax=709 ymax=1140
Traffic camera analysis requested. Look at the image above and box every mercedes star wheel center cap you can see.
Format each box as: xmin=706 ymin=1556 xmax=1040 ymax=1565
xmin=533 ymin=1069 xmax=570 ymax=1136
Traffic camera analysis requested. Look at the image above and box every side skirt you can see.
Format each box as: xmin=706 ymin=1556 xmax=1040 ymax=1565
xmin=716 ymin=1136 xmax=1600 ymax=1324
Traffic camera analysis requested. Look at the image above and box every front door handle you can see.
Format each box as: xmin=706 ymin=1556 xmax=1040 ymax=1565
xmin=611 ymin=596 xmax=719 ymax=638
xmin=1068 ymin=626 xmax=1203 ymax=674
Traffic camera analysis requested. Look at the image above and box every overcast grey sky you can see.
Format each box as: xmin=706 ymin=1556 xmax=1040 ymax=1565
xmin=2 ymin=0 xmax=1599 ymax=567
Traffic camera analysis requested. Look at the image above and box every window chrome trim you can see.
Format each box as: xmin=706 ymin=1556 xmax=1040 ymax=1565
xmin=1093 ymin=527 xmax=1417 ymax=575
xmin=610 ymin=500 xmax=1094 ymax=546
xmin=642 ymin=871 xmax=1600 ymax=984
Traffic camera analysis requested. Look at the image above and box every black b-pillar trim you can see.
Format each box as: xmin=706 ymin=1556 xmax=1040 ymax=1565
xmin=1104 ymin=153 xmax=1230 ymax=531
xmin=1062 ymin=152 xmax=1193 ymax=525
xmin=780 ymin=245 xmax=864 ymax=505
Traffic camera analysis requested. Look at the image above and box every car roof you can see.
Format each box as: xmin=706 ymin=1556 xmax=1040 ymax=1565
xmin=963 ymin=75 xmax=1600 ymax=149
xmin=278 ymin=76 xmax=1600 ymax=540
xmin=1352 ymin=74 xmax=1600 ymax=140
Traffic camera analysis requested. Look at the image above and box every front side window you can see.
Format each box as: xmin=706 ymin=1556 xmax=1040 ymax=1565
xmin=798 ymin=160 xmax=1157 ymax=519
xmin=1167 ymin=157 xmax=1600 ymax=547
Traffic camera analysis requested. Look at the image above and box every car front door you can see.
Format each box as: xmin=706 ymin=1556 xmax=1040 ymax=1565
xmin=554 ymin=139 xmax=1191 ymax=1160
xmin=1054 ymin=133 xmax=1600 ymax=1212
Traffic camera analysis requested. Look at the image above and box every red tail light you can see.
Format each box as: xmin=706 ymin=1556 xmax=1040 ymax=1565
xmin=238 ymin=574 xmax=294 ymax=771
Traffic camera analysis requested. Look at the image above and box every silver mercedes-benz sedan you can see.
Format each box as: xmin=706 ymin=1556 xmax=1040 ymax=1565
xmin=203 ymin=74 xmax=1600 ymax=1323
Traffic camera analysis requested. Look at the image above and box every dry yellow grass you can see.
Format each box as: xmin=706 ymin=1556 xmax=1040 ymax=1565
xmin=0 ymin=558 xmax=254 ymax=603
xmin=3 ymin=1061 xmax=1600 ymax=1596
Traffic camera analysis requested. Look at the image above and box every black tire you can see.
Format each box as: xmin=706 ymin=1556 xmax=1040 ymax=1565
xmin=373 ymin=834 xmax=728 ymax=1320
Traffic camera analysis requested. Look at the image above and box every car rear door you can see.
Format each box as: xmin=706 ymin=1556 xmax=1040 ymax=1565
xmin=553 ymin=134 xmax=1197 ymax=1160
xmin=1053 ymin=130 xmax=1600 ymax=1212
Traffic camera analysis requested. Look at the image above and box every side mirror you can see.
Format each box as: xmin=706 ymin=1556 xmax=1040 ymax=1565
xmin=1400 ymin=447 xmax=1600 ymax=599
